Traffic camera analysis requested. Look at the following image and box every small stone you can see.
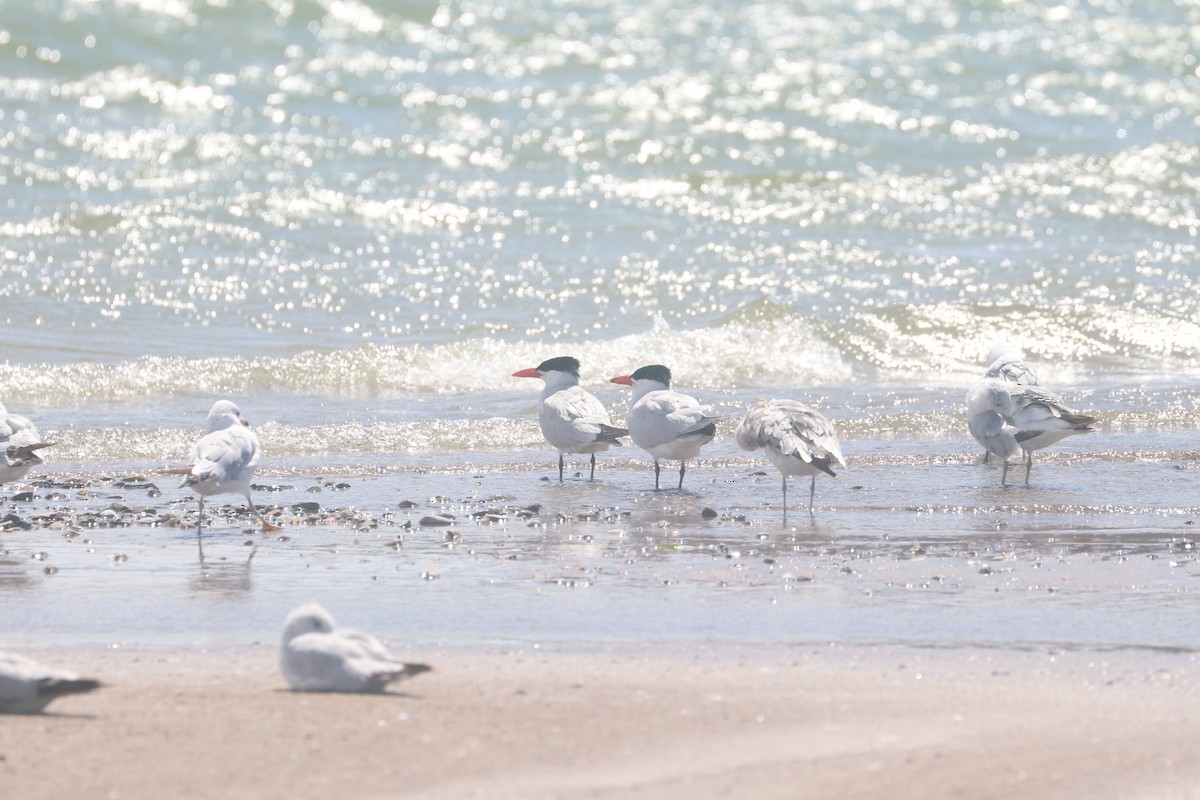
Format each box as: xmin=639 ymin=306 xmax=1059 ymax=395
xmin=419 ymin=514 xmax=455 ymax=527
xmin=700 ymin=507 xmax=718 ymax=520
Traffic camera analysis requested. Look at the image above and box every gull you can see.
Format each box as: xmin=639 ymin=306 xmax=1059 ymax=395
xmin=609 ymin=365 xmax=719 ymax=491
xmin=0 ymin=651 xmax=101 ymax=714
xmin=983 ymin=344 xmax=1040 ymax=386
xmin=512 ymin=356 xmax=628 ymax=481
xmin=165 ymin=400 xmax=282 ymax=536
xmin=967 ymin=378 xmax=1096 ymax=485
xmin=735 ymin=398 xmax=846 ymax=519
xmin=966 ymin=379 xmax=1024 ymax=482
xmin=978 ymin=345 xmax=1039 ymax=463
xmin=280 ymin=603 xmax=431 ymax=693
xmin=0 ymin=401 xmax=53 ymax=485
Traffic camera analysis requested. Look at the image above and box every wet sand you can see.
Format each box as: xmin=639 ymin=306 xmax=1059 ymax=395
xmin=2 ymin=644 xmax=1198 ymax=800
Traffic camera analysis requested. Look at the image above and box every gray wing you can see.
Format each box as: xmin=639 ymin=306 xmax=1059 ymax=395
xmin=0 ymin=412 xmax=51 ymax=468
xmin=188 ymin=426 xmax=260 ymax=487
xmin=541 ymin=387 xmax=624 ymax=449
xmin=1010 ymin=386 xmax=1096 ymax=431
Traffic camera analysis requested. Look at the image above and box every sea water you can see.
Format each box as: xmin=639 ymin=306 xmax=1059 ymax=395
xmin=0 ymin=0 xmax=1198 ymax=653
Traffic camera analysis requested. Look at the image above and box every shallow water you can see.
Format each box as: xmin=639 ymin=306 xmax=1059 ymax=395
xmin=2 ymin=422 xmax=1197 ymax=653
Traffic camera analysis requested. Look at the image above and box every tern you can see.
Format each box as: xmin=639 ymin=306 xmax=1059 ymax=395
xmin=512 ymin=356 xmax=627 ymax=481
xmin=609 ymin=364 xmax=718 ymax=491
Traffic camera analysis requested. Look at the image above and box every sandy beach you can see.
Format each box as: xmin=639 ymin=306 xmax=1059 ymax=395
xmin=3 ymin=644 xmax=1198 ymax=800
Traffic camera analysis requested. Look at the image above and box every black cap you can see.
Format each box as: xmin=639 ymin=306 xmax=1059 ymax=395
xmin=536 ymin=356 xmax=581 ymax=376
xmin=630 ymin=364 xmax=671 ymax=385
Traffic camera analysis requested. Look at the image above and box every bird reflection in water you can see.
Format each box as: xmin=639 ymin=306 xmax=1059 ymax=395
xmin=190 ymin=541 xmax=257 ymax=597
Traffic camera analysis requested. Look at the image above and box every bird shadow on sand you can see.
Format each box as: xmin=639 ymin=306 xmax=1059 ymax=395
xmin=272 ymin=688 xmax=427 ymax=700
xmin=1 ymin=709 xmax=100 ymax=719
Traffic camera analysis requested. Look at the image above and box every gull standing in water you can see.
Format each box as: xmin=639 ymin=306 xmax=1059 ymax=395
xmin=978 ymin=344 xmax=1039 ymax=463
xmin=967 ymin=378 xmax=1096 ymax=485
xmin=166 ymin=400 xmax=282 ymax=537
xmin=609 ymin=365 xmax=719 ymax=491
xmin=0 ymin=651 xmax=101 ymax=714
xmin=0 ymin=401 xmax=53 ymax=485
xmin=736 ymin=398 xmax=846 ymax=520
xmin=280 ymin=604 xmax=431 ymax=693
xmin=511 ymin=356 xmax=628 ymax=481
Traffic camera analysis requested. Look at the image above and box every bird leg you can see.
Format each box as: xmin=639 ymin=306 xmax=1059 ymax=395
xmin=1024 ymin=451 xmax=1033 ymax=485
xmin=653 ymin=460 xmax=661 ymax=490
xmin=589 ymin=453 xmax=596 ymax=481
xmin=196 ymin=497 xmax=206 ymax=562
xmin=246 ymin=497 xmax=283 ymax=533
xmin=558 ymin=454 xmax=565 ymax=483
xmin=781 ymin=475 xmax=788 ymax=527
xmin=677 ymin=461 xmax=686 ymax=491
xmin=1001 ymin=460 xmax=1010 ymax=486
xmin=808 ymin=475 xmax=817 ymax=514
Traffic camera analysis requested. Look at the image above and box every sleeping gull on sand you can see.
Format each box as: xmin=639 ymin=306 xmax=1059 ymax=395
xmin=0 ymin=651 xmax=101 ymax=714
xmin=280 ymin=603 xmax=432 ymax=693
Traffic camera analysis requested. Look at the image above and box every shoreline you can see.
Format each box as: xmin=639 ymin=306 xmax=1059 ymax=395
xmin=2 ymin=643 xmax=1198 ymax=799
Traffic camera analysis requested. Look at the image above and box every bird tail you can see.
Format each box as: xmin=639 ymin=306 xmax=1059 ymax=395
xmin=1062 ymin=411 xmax=1097 ymax=431
xmin=595 ymin=424 xmax=628 ymax=446
xmin=811 ymin=456 xmax=839 ymax=479
xmin=36 ymin=677 xmax=102 ymax=701
xmin=366 ymin=663 xmax=433 ymax=692
xmin=6 ymin=442 xmax=53 ymax=465
xmin=681 ymin=421 xmax=717 ymax=440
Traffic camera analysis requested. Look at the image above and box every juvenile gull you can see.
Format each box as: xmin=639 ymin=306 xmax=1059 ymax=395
xmin=0 ymin=651 xmax=101 ymax=714
xmin=0 ymin=401 xmax=53 ymax=485
xmin=166 ymin=400 xmax=282 ymax=535
xmin=609 ymin=365 xmax=719 ymax=491
xmin=512 ymin=356 xmax=627 ymax=481
xmin=736 ymin=398 xmax=846 ymax=519
xmin=280 ymin=603 xmax=431 ymax=693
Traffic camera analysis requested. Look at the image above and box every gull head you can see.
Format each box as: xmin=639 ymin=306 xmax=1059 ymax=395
xmin=281 ymin=603 xmax=336 ymax=643
xmin=204 ymin=399 xmax=249 ymax=433
xmin=984 ymin=343 xmax=1024 ymax=368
